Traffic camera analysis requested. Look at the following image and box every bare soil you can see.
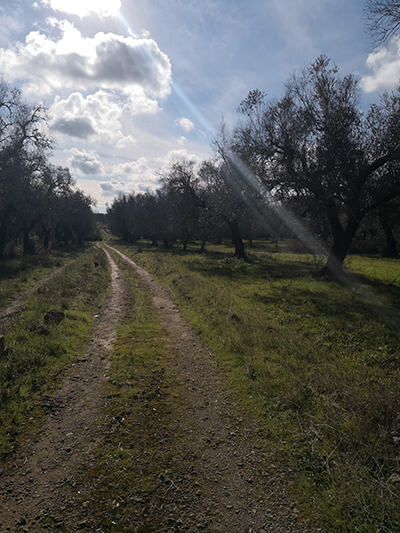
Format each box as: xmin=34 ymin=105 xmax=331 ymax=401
xmin=0 ymin=246 xmax=316 ymax=532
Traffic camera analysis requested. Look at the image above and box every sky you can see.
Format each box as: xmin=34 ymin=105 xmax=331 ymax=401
xmin=1 ymin=0 xmax=400 ymax=212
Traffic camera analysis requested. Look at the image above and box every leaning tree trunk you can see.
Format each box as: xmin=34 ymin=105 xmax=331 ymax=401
xmin=378 ymin=206 xmax=398 ymax=257
xmin=318 ymin=198 xmax=360 ymax=277
xmin=318 ymin=216 xmax=360 ymax=277
xmin=228 ymin=219 xmax=246 ymax=259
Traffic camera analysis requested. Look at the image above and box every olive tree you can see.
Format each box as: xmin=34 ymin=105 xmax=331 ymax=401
xmin=234 ymin=56 xmax=400 ymax=275
xmin=158 ymin=161 xmax=202 ymax=250
xmin=0 ymin=80 xmax=52 ymax=256
xmin=0 ymin=79 xmax=95 ymax=255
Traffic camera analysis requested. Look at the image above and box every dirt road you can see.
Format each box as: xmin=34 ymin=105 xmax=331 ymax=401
xmin=0 ymin=246 xmax=314 ymax=532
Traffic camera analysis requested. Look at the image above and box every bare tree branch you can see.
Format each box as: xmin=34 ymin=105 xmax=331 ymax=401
xmin=364 ymin=0 xmax=400 ymax=48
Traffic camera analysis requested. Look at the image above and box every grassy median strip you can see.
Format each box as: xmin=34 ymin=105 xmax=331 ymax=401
xmin=0 ymin=246 xmax=110 ymax=459
xmin=110 ymin=239 xmax=400 ymax=533
xmin=71 ymin=251 xmax=177 ymax=532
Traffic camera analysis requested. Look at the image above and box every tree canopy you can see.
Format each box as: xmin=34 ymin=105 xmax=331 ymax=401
xmin=232 ymin=56 xmax=400 ymax=274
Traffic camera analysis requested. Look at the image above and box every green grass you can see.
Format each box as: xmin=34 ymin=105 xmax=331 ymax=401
xmin=108 ymin=238 xmax=400 ymax=533
xmin=0 ymin=246 xmax=110 ymax=458
xmin=0 ymin=249 xmax=83 ymax=309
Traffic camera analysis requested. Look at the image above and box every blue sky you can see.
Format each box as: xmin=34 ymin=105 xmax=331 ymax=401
xmin=1 ymin=0 xmax=400 ymax=212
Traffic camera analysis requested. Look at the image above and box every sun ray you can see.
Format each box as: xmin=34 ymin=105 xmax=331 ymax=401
xmin=42 ymin=0 xmax=121 ymax=18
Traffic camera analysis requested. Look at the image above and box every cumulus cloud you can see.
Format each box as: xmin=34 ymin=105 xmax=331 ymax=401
xmin=161 ymin=149 xmax=202 ymax=168
xmin=77 ymin=147 xmax=206 ymax=210
xmin=361 ymin=38 xmax=400 ymax=93
xmin=67 ymin=148 xmax=105 ymax=175
xmin=50 ymin=91 xmax=145 ymax=146
xmin=115 ymin=135 xmax=138 ymax=149
xmin=0 ymin=20 xmax=172 ymax=99
xmin=112 ymin=157 xmax=160 ymax=188
xmin=175 ymin=117 xmax=195 ymax=132
xmin=52 ymin=117 xmax=96 ymax=138
xmin=99 ymin=178 xmax=127 ymax=197
xmin=111 ymin=149 xmax=202 ymax=186
xmin=41 ymin=0 xmax=121 ymax=19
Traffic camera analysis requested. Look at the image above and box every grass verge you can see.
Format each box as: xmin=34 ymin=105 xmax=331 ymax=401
xmin=108 ymin=239 xmax=400 ymax=533
xmin=0 ymin=248 xmax=84 ymax=309
xmin=0 ymin=246 xmax=110 ymax=459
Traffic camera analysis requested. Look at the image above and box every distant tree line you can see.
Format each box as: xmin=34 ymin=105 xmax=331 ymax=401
xmin=107 ymin=159 xmax=283 ymax=258
xmin=107 ymin=56 xmax=400 ymax=276
xmin=0 ymin=79 xmax=95 ymax=258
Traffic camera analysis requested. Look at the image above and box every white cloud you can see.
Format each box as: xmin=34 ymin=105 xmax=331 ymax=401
xmin=99 ymin=178 xmax=127 ymax=197
xmin=115 ymin=135 xmax=138 ymax=149
xmin=112 ymin=157 xmax=160 ymax=188
xmin=41 ymin=0 xmax=121 ymax=18
xmin=161 ymin=149 xmax=202 ymax=168
xmin=125 ymin=91 xmax=161 ymax=115
xmin=0 ymin=21 xmax=172 ymax=99
xmin=74 ymin=179 xmax=105 ymax=210
xmin=50 ymin=90 xmax=155 ymax=146
xmin=361 ymin=38 xmax=400 ymax=93
xmin=175 ymin=117 xmax=195 ymax=132
xmin=67 ymin=148 xmax=105 ymax=175
xmin=109 ymin=149 xmax=202 ymax=192
xmin=75 ymin=147 xmax=206 ymax=210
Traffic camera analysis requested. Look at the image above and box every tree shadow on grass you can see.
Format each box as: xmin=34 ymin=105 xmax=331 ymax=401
xmin=117 ymin=240 xmax=400 ymax=320
xmin=185 ymin=250 xmax=316 ymax=282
